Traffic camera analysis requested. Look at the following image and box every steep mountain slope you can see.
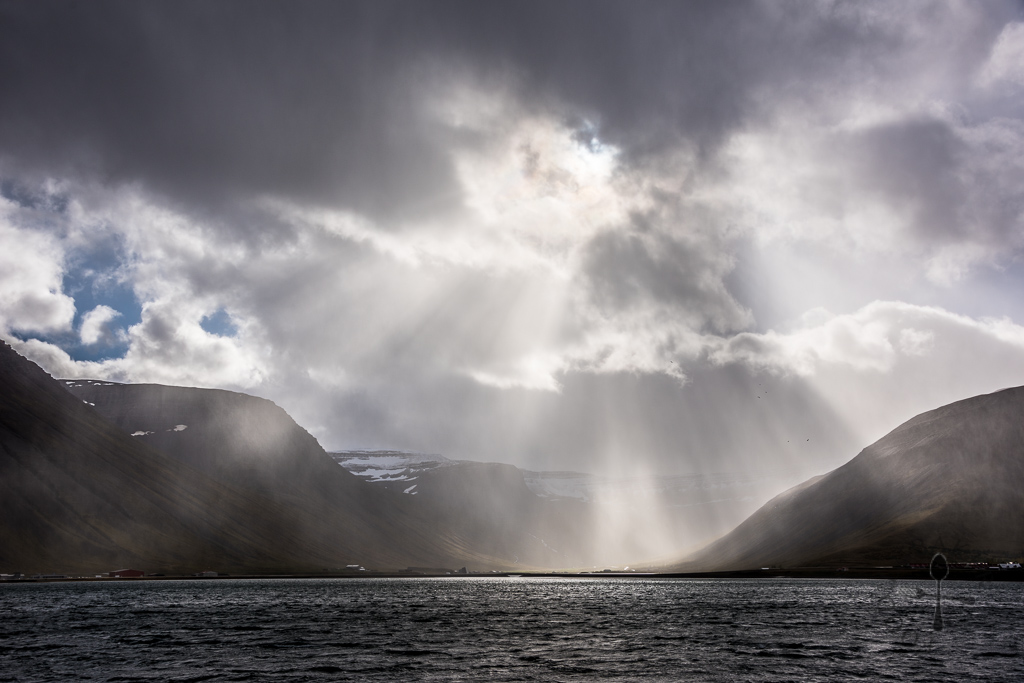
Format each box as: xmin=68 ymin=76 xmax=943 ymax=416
xmin=66 ymin=382 xmax=606 ymax=568
xmin=61 ymin=378 xmax=507 ymax=570
xmin=0 ymin=341 xmax=324 ymax=574
xmin=0 ymin=341 xmax=499 ymax=573
xmin=675 ymin=386 xmax=1024 ymax=570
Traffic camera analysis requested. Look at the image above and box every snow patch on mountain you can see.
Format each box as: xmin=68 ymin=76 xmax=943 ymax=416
xmin=330 ymin=450 xmax=460 ymax=482
xmin=62 ymin=379 xmax=121 ymax=388
xmin=331 ymin=449 xmax=803 ymax=516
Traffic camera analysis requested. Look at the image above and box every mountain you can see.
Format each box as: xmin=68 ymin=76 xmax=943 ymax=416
xmin=61 ymin=373 xmax=712 ymax=569
xmin=332 ymin=451 xmax=608 ymax=566
xmin=0 ymin=340 xmax=317 ymax=574
xmin=333 ymin=450 xmax=804 ymax=564
xmin=674 ymin=386 xmax=1024 ymax=570
xmin=67 ymin=379 xmax=753 ymax=569
xmin=59 ymin=380 xmax=605 ymax=568
xmin=59 ymin=377 xmax=509 ymax=571
xmin=0 ymin=341 xmax=499 ymax=574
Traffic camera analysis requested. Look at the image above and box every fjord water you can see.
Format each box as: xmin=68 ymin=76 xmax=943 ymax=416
xmin=2 ymin=578 xmax=1021 ymax=682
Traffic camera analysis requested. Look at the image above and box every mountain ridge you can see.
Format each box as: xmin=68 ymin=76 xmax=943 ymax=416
xmin=0 ymin=341 xmax=505 ymax=573
xmin=673 ymin=385 xmax=1024 ymax=571
xmin=64 ymin=378 xmax=607 ymax=569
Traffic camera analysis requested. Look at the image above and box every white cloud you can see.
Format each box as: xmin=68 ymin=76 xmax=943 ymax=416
xmin=0 ymin=201 xmax=75 ymax=336
xmin=467 ymin=353 xmax=565 ymax=393
xmin=3 ymin=4 xmax=1024 ymax=480
xmin=924 ymin=243 xmax=994 ymax=286
xmin=897 ymin=327 xmax=935 ymax=356
xmin=8 ymin=337 xmax=99 ymax=379
xmin=708 ymin=300 xmax=1024 ymax=443
xmin=116 ymin=300 xmax=267 ymax=388
xmin=10 ymin=65 xmax=1024 ymax=422
xmin=711 ymin=301 xmax=1024 ymax=374
xmin=979 ymin=21 xmax=1024 ymax=88
xmin=274 ymin=93 xmax=631 ymax=280
xmin=16 ymin=298 xmax=268 ymax=390
xmin=258 ymin=93 xmax=748 ymax=393
xmin=79 ymin=305 xmax=122 ymax=345
xmin=710 ymin=113 xmax=1024 ymax=283
xmin=0 ymin=187 xmax=267 ymax=389
xmin=447 ymin=103 xmax=625 ymax=259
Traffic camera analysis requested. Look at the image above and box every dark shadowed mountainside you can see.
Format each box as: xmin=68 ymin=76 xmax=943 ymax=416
xmin=63 ymin=379 xmax=602 ymax=569
xmin=0 ymin=341 xmax=500 ymax=574
xmin=673 ymin=386 xmax=1024 ymax=571
xmin=0 ymin=340 xmax=316 ymax=574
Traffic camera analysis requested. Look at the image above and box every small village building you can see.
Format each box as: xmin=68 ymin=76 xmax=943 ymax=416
xmin=109 ymin=569 xmax=145 ymax=578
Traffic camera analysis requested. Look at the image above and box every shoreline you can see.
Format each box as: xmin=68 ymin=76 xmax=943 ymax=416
xmin=5 ymin=567 xmax=1024 ymax=583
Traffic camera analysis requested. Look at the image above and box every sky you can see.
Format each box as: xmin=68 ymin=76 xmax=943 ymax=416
xmin=3 ymin=0 xmax=1024 ymax=484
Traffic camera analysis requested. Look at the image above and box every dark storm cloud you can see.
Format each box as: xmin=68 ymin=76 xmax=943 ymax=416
xmin=845 ymin=114 xmax=1024 ymax=250
xmin=849 ymin=119 xmax=967 ymax=241
xmin=0 ymin=0 xmax=454 ymax=221
xmin=4 ymin=0 xmax=996 ymax=223
xmin=582 ymin=224 xmax=749 ymax=334
xmin=6 ymin=0 xmax=1024 ymax=492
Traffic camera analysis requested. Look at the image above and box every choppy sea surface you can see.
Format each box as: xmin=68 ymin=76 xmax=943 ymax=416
xmin=1 ymin=577 xmax=1022 ymax=682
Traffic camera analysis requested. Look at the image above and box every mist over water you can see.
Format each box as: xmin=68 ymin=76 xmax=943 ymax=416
xmin=3 ymin=578 xmax=1021 ymax=681
xmin=332 ymin=448 xmax=811 ymax=568
xmin=568 ymin=466 xmax=812 ymax=566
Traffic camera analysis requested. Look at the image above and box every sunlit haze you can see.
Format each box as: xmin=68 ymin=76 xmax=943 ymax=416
xmin=3 ymin=1 xmax=1024 ymax=561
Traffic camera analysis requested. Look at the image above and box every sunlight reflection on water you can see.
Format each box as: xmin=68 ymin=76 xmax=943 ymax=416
xmin=2 ymin=577 xmax=1021 ymax=681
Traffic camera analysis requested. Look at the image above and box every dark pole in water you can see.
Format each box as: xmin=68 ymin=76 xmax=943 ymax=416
xmin=929 ymin=553 xmax=948 ymax=631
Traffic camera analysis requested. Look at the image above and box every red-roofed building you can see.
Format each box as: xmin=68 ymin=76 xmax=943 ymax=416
xmin=108 ymin=569 xmax=144 ymax=578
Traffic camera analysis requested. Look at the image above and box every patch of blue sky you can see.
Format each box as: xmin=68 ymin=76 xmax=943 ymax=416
xmin=18 ymin=232 xmax=143 ymax=363
xmin=200 ymin=308 xmax=238 ymax=338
